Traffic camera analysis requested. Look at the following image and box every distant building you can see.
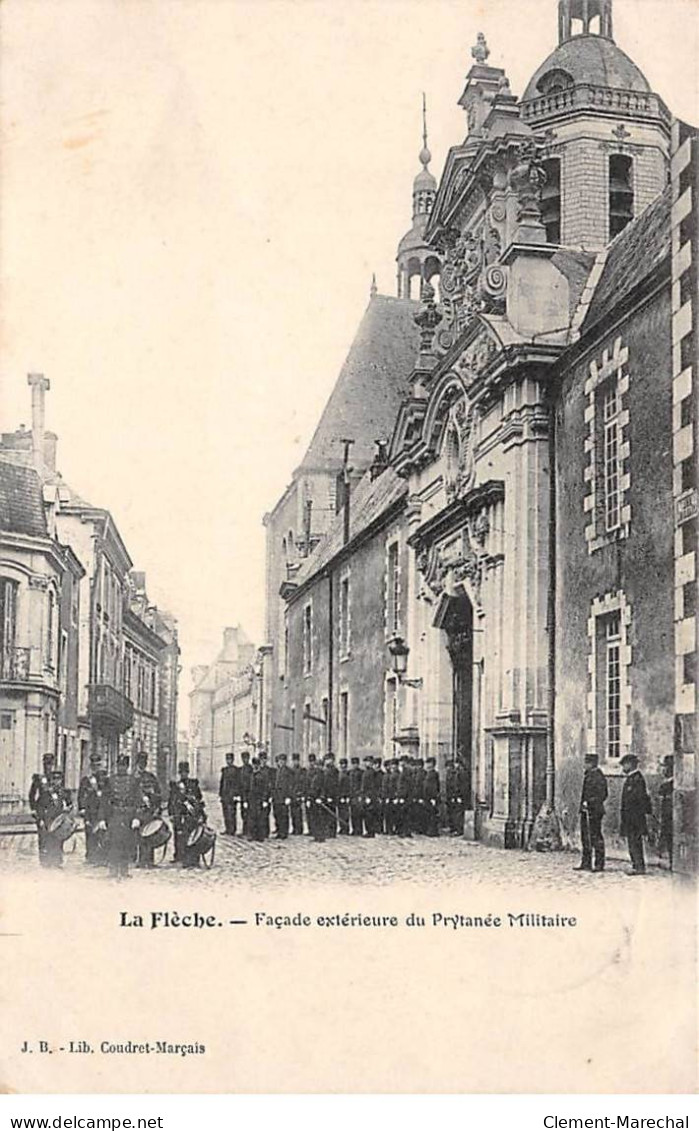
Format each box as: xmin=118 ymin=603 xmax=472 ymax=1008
xmin=188 ymin=626 xmax=258 ymax=787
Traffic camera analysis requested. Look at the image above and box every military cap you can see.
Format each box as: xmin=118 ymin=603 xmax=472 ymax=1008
xmin=308 ymin=754 xmax=317 ymax=764
xmin=136 ymin=752 xmax=148 ymax=765
xmin=276 ymin=753 xmax=287 ymax=763
xmin=620 ymin=753 xmax=639 ymax=768
xmin=291 ymin=753 xmax=301 ymax=763
xmin=43 ymin=752 xmax=56 ymax=766
xmin=426 ymin=757 xmax=436 ymax=766
xmin=89 ymin=750 xmax=101 ymax=764
xmin=178 ymin=760 xmax=190 ymax=773
xmin=339 ymin=758 xmax=348 ymax=767
xmin=584 ymin=753 xmax=599 ymax=766
xmin=350 ymin=756 xmax=360 ymax=765
xmin=117 ymin=753 xmax=130 ymax=768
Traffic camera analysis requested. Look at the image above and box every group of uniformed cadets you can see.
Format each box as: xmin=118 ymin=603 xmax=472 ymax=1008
xmin=29 ymin=751 xmax=210 ymax=877
xmin=219 ymin=750 xmax=471 ymax=843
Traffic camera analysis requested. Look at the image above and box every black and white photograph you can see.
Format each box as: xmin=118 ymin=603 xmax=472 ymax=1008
xmin=0 ymin=0 xmax=696 ymax=1096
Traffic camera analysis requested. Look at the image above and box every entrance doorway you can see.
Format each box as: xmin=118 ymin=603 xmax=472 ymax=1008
xmin=442 ymin=592 xmax=473 ymax=808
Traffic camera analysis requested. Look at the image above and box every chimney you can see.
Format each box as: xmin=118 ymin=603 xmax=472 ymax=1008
xmin=27 ymin=373 xmax=50 ymax=473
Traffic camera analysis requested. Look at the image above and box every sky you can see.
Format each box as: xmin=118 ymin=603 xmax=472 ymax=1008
xmin=1 ymin=0 xmax=697 ymax=722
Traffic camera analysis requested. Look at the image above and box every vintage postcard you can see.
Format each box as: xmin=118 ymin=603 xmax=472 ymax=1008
xmin=0 ymin=0 xmax=696 ymax=1095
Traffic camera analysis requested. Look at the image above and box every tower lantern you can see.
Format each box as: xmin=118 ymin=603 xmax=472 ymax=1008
xmin=558 ymin=0 xmax=613 ymax=41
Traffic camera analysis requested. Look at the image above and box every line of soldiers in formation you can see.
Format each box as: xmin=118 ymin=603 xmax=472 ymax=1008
xmin=219 ymin=750 xmax=470 ymax=841
xmin=28 ymin=751 xmax=213 ymax=878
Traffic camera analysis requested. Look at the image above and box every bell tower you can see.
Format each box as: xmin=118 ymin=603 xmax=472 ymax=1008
xmin=396 ymin=96 xmax=441 ymax=300
xmin=558 ymin=0 xmax=613 ymax=41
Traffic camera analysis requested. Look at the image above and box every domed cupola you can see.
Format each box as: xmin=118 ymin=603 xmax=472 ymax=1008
xmin=396 ymin=96 xmax=441 ymax=299
xmin=520 ymin=0 xmax=670 ymax=249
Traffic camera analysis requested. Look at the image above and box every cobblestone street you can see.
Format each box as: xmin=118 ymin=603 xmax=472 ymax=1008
xmin=1 ymin=791 xmax=675 ymax=892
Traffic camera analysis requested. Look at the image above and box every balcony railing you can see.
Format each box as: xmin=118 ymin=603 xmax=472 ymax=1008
xmin=0 ymin=646 xmax=31 ymax=682
xmin=521 ymin=84 xmax=671 ymax=127
xmin=88 ymin=683 xmax=134 ymax=732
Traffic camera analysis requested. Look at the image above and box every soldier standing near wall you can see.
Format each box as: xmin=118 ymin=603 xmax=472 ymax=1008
xmin=620 ymin=754 xmax=653 ymax=875
xmin=395 ymin=756 xmax=413 ymax=838
xmin=31 ymin=755 xmax=73 ymax=868
xmin=102 ymin=754 xmax=141 ymax=881
xmin=273 ymin=753 xmax=293 ymax=839
xmin=424 ymin=757 xmax=440 ymax=837
xmin=78 ymin=751 xmax=106 ymax=864
xmin=337 ymin=758 xmax=350 ymax=834
xmin=361 ymin=755 xmax=378 ymax=838
xmin=658 ymin=756 xmax=674 ymax=870
xmin=323 ymin=754 xmax=339 ymax=839
xmin=349 ymin=756 xmax=363 ymax=836
xmin=575 ymin=753 xmax=608 ymax=873
xmin=239 ymin=750 xmax=253 ymax=837
xmin=290 ymin=753 xmax=305 ymax=835
xmin=307 ymin=755 xmax=325 ymax=843
xmin=134 ymin=752 xmax=162 ymax=868
xmin=219 ymin=752 xmax=239 ymax=836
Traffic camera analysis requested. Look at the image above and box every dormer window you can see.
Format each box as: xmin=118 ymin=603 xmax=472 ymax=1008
xmin=609 ymin=154 xmax=634 ymax=238
xmin=536 ymin=69 xmax=574 ymax=96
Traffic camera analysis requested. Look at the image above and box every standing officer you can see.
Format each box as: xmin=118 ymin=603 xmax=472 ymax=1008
xmin=257 ymin=751 xmax=273 ymax=839
xmin=31 ymin=754 xmax=73 ymax=868
xmin=424 ymin=757 xmax=440 ymax=837
xmin=239 ymin=750 xmax=253 ymax=837
xmin=307 ymin=754 xmax=326 ymax=843
xmin=383 ymin=760 xmax=397 ymax=836
xmin=323 ymin=754 xmax=339 ymax=838
xmin=78 ymin=751 xmax=106 ymax=864
xmin=272 ymin=753 xmax=293 ymax=839
xmin=374 ymin=758 xmax=386 ymax=834
xmin=658 ymin=756 xmax=674 ymax=870
xmin=575 ymin=754 xmax=608 ymax=872
xmin=134 ymin=751 xmax=162 ymax=868
xmin=337 ymin=758 xmax=351 ymax=834
xmin=102 ymin=753 xmax=141 ymax=881
xmin=290 ymin=753 xmax=305 ymax=835
xmin=446 ymin=758 xmax=466 ymax=835
xmin=411 ymin=757 xmax=426 ymax=835
xmin=361 ymin=755 xmax=378 ymax=838
xmin=395 ymin=756 xmax=413 ymax=837
xmin=620 ymin=754 xmax=653 ymax=875
xmin=219 ymin=752 xmax=239 ymax=836
xmin=349 ymin=756 xmax=364 ymax=836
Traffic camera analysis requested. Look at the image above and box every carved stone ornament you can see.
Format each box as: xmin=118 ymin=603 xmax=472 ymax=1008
xmin=443 ymin=399 xmax=476 ymax=504
xmin=478 ymin=262 xmax=508 ymax=314
xmin=417 ymin=529 xmax=484 ymax=611
xmin=455 ymin=326 xmax=498 ymax=388
xmin=436 ymin=222 xmax=505 ymax=352
xmin=28 ymin=575 xmax=49 ymax=591
xmin=471 ymin=510 xmax=490 ymax=547
xmin=508 ymin=142 xmax=547 ymax=223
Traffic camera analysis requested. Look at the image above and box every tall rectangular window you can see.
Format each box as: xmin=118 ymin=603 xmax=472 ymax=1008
xmin=384 ymin=678 xmax=398 ymax=760
xmin=602 ymin=382 xmax=621 ymax=532
xmin=339 ymin=691 xmax=349 ymax=760
xmin=387 ymin=542 xmax=400 ymax=635
xmin=605 ymin=615 xmax=621 ymax=760
xmin=290 ymin=705 xmax=296 ymax=753
xmin=303 ymin=702 xmax=311 ymax=756
xmin=0 ymin=579 xmax=18 ymax=674
xmin=321 ymin=696 xmax=330 ymax=754
xmin=302 ymin=602 xmax=313 ymax=675
xmin=339 ymin=573 xmax=351 ymax=657
xmin=609 ymin=154 xmax=634 ymax=239
xmin=542 ymin=157 xmax=561 ymax=244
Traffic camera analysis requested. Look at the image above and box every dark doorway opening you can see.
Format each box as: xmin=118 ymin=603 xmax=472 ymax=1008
xmin=442 ymin=591 xmax=474 ymax=808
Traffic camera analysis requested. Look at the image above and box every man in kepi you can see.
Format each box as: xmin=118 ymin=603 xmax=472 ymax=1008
xmin=620 ymin=753 xmax=653 ymax=875
xmin=134 ymin=751 xmax=162 ymax=868
xmin=658 ymin=755 xmax=674 ymax=870
xmin=102 ymin=753 xmax=141 ymax=881
xmin=575 ymin=753 xmax=608 ymax=873
xmin=78 ymin=751 xmax=108 ymax=865
xmin=219 ymin=751 xmax=239 ymax=836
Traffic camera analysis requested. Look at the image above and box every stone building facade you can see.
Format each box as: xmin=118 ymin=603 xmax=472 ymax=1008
xmin=188 ymin=625 xmax=258 ymax=788
xmin=263 ymin=0 xmax=697 ymax=869
xmin=0 ymin=378 xmax=180 ymax=810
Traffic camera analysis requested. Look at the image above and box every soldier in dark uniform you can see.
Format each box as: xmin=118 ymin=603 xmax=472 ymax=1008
xmin=272 ymin=753 xmax=293 ymax=839
xmin=219 ymin=752 xmax=239 ymax=836
xmin=349 ymin=756 xmax=364 ymax=836
xmin=78 ymin=752 xmax=108 ymax=864
xmin=168 ymin=760 xmax=205 ymax=865
xmin=620 ymin=753 xmax=653 ymax=875
xmin=323 ymin=754 xmax=339 ymax=838
xmin=395 ymin=756 xmax=413 ymax=837
xmin=424 ymin=757 xmax=440 ymax=837
xmin=361 ymin=755 xmax=378 ymax=838
xmin=374 ymin=757 xmax=386 ymax=834
xmin=383 ymin=760 xmax=397 ymax=835
xmin=239 ymin=751 xmax=253 ymax=837
xmin=29 ymin=752 xmax=56 ymax=865
xmin=102 ymin=754 xmax=141 ymax=881
xmin=575 ymin=753 xmax=608 ymax=872
xmin=134 ymin=751 xmax=162 ymax=868
xmin=411 ymin=757 xmax=426 ymax=835
xmin=32 ymin=755 xmax=73 ymax=868
xmin=337 ymin=758 xmax=351 ymax=835
xmin=446 ymin=758 xmax=466 ymax=835
xmin=290 ymin=753 xmax=305 ymax=835
xmin=307 ymin=755 xmax=326 ymax=842
xmin=658 ymin=756 xmax=674 ymax=870
xmin=258 ymin=751 xmax=273 ymax=839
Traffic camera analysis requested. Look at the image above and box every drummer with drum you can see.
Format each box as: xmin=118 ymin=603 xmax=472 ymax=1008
xmin=29 ymin=752 xmax=74 ymax=868
xmin=134 ymin=751 xmax=163 ymax=868
xmin=101 ymin=753 xmax=142 ymax=881
xmin=168 ymin=761 xmax=209 ymax=868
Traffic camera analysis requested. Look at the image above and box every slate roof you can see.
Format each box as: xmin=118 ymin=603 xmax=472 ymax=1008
xmin=583 ymin=186 xmax=671 ymax=334
xmin=292 ymin=466 xmax=408 ymax=591
xmin=0 ymin=459 xmax=48 ymax=538
xmin=524 ymin=35 xmax=651 ymax=101
xmin=299 ymin=294 xmax=419 ymax=473
xmin=551 ymin=248 xmax=597 ymax=317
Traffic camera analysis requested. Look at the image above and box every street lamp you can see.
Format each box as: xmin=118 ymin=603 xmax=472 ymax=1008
xmin=388 ymin=635 xmax=423 ymax=689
